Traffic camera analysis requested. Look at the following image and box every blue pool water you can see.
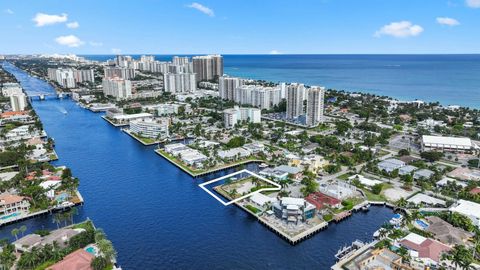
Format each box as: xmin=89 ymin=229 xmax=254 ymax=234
xmin=1 ymin=212 xmax=20 ymax=220
xmin=0 ymin=61 xmax=395 ymax=269
xmin=85 ymin=246 xmax=96 ymax=255
xmin=415 ymin=219 xmax=429 ymax=229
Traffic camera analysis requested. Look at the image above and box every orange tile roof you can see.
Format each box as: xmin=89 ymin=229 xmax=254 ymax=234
xmin=1 ymin=111 xmax=27 ymax=118
xmin=48 ymin=249 xmax=94 ymax=270
xmin=0 ymin=194 xmax=26 ymax=205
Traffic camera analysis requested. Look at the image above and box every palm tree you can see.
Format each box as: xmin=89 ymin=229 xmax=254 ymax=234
xmin=53 ymin=213 xmax=62 ymax=229
xmin=20 ymin=225 xmax=27 ymax=237
xmin=450 ymin=245 xmax=474 ymax=270
xmin=97 ymin=239 xmax=117 ymax=262
xmin=11 ymin=228 xmax=20 ymax=241
xmin=396 ymin=197 xmax=407 ymax=208
xmin=95 ymin=229 xmax=106 ymax=243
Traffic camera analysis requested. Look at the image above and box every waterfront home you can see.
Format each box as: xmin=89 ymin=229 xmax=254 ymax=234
xmin=0 ymin=111 xmax=32 ymax=124
xmin=218 ymin=147 xmax=251 ymax=161
xmin=398 ymin=165 xmax=418 ymax=176
xmin=342 ymin=247 xmax=412 ymax=270
xmin=449 ymin=200 xmax=480 ymax=228
xmin=47 ymin=248 xmax=94 ymax=270
xmin=39 ymin=180 xmax=62 ymax=199
xmin=259 ymin=168 xmax=289 ymax=181
xmin=14 ymin=227 xmax=85 ymax=252
xmin=305 ymin=192 xmax=342 ymax=210
xmin=424 ymin=216 xmax=474 ymax=246
xmin=377 ymin=158 xmax=405 ymax=173
xmin=272 ymin=197 xmax=316 ymax=224
xmin=398 ymin=233 xmax=451 ymax=267
xmin=4 ymin=125 xmax=31 ymax=141
xmin=0 ymin=193 xmax=30 ymax=218
xmin=164 ymin=143 xmax=208 ymax=166
xmin=249 ymin=193 xmax=277 ymax=209
xmin=406 ymin=193 xmax=446 ymax=207
xmin=274 ymin=165 xmax=303 ymax=180
xmin=413 ymin=169 xmax=434 ymax=180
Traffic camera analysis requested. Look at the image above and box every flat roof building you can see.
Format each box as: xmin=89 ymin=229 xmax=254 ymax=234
xmin=422 ymin=135 xmax=477 ymax=152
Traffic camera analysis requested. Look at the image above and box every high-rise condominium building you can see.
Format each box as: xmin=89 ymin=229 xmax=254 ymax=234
xmin=140 ymin=55 xmax=155 ymax=63
xmin=10 ymin=93 xmax=27 ymax=111
xmin=73 ymin=69 xmax=95 ymax=84
xmin=163 ymin=73 xmax=197 ymax=93
xmin=102 ymin=78 xmax=132 ymax=100
xmin=192 ymin=55 xmax=223 ymax=82
xmin=172 ymin=56 xmax=190 ymax=65
xmin=104 ymin=67 xmax=136 ymax=80
xmin=306 ymin=86 xmax=325 ymax=126
xmin=286 ymin=83 xmax=305 ymax=119
xmin=219 ymin=76 xmax=243 ymax=100
xmin=47 ymin=68 xmax=76 ymax=88
xmin=223 ymin=106 xmax=261 ymax=129
xmin=233 ymin=85 xmax=281 ymax=110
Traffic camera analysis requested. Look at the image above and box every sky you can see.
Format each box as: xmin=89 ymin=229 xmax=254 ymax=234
xmin=0 ymin=0 xmax=479 ymax=54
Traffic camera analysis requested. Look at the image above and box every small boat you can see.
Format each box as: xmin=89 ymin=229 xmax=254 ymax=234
xmin=362 ymin=204 xmax=370 ymax=212
xmin=259 ymin=163 xmax=268 ymax=168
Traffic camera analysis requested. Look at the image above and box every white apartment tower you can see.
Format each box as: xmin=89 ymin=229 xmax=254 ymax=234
xmin=286 ymin=83 xmax=305 ymax=119
xmin=306 ymin=86 xmax=325 ymax=126
xmin=10 ymin=93 xmax=28 ymax=111
xmin=163 ymin=73 xmax=197 ymax=93
xmin=223 ymin=106 xmax=261 ymax=129
xmin=219 ymin=76 xmax=243 ymax=100
xmin=102 ymin=78 xmax=132 ymax=100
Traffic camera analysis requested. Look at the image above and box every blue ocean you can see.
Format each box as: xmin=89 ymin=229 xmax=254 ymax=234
xmin=85 ymin=54 xmax=480 ymax=109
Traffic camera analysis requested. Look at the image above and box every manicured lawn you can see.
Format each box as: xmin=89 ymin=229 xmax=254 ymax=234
xmin=245 ymin=204 xmax=261 ymax=214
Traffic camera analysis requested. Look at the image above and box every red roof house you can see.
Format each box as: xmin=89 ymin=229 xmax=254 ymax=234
xmin=48 ymin=249 xmax=94 ymax=270
xmin=305 ymin=192 xmax=342 ymax=210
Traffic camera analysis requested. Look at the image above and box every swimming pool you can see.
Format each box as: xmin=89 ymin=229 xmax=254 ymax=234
xmin=1 ymin=212 xmax=20 ymax=220
xmin=415 ymin=219 xmax=429 ymax=229
xmin=85 ymin=246 xmax=97 ymax=255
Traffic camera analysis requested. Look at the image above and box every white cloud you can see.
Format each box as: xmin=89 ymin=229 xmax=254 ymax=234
xmin=436 ymin=17 xmax=460 ymax=26
xmin=89 ymin=41 xmax=103 ymax=47
xmin=5 ymin=9 xmax=14 ymax=14
xmin=466 ymin=0 xmax=480 ymax=8
xmin=111 ymin=48 xmax=122 ymax=54
xmin=187 ymin=2 xmax=214 ymax=17
xmin=66 ymin=21 xmax=79 ymax=29
xmin=55 ymin=35 xmax=84 ymax=47
xmin=374 ymin=21 xmax=423 ymax=38
xmin=33 ymin=13 xmax=68 ymax=27
xmin=269 ymin=50 xmax=282 ymax=55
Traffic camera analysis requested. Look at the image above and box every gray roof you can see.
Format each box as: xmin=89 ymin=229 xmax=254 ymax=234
xmin=425 ymin=216 xmax=474 ymax=246
xmin=274 ymin=165 xmax=302 ymax=175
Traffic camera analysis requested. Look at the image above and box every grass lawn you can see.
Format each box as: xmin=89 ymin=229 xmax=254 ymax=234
xmin=363 ymin=188 xmax=387 ymax=202
xmin=337 ymin=172 xmax=354 ymax=180
xmin=245 ymin=204 xmax=261 ymax=214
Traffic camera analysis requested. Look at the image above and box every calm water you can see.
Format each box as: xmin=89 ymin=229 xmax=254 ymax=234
xmin=1 ymin=62 xmax=393 ymax=269
xmin=84 ymin=54 xmax=480 ymax=108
